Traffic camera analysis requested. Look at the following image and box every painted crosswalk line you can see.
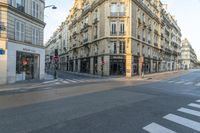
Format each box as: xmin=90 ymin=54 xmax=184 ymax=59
xmin=178 ymin=107 xmax=200 ymax=117
xmin=168 ymin=81 xmax=175 ymax=83
xmin=196 ymin=100 xmax=200 ymax=103
xmin=195 ymin=82 xmax=200 ymax=87
xmin=175 ymin=81 xmax=185 ymax=84
xmin=184 ymin=82 xmax=193 ymax=85
xmin=143 ymin=122 xmax=176 ymax=133
xmin=163 ymin=114 xmax=200 ymax=132
xmin=188 ymin=103 xmax=200 ymax=109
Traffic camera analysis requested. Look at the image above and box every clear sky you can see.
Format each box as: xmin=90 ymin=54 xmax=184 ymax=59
xmin=44 ymin=0 xmax=200 ymax=60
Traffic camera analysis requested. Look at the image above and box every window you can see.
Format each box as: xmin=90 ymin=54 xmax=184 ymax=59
xmin=111 ymin=21 xmax=117 ymax=35
xmin=16 ymin=0 xmax=25 ymax=12
xmin=111 ymin=3 xmax=117 ymax=16
xmin=119 ymin=3 xmax=125 ymax=16
xmin=119 ymin=41 xmax=125 ymax=54
xmin=32 ymin=1 xmax=39 ymax=18
xmin=32 ymin=28 xmax=40 ymax=45
xmin=119 ymin=22 xmax=125 ymax=35
xmin=111 ymin=41 xmax=117 ymax=54
xmin=15 ymin=20 xmax=25 ymax=41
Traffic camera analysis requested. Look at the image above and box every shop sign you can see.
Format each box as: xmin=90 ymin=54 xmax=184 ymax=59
xmin=0 ymin=48 xmax=5 ymax=55
xmin=111 ymin=56 xmax=124 ymax=59
xmin=22 ymin=48 xmax=36 ymax=53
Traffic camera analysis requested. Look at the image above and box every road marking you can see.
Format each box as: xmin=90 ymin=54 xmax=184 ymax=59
xmin=196 ymin=100 xmax=200 ymax=103
xmin=43 ymin=79 xmax=58 ymax=84
xmin=175 ymin=81 xmax=185 ymax=84
xmin=184 ymin=82 xmax=193 ymax=85
xmin=143 ymin=122 xmax=176 ymax=133
xmin=188 ymin=103 xmax=200 ymax=109
xmin=62 ymin=80 xmax=70 ymax=84
xmin=163 ymin=114 xmax=200 ymax=132
xmin=54 ymin=82 xmax=61 ymax=85
xmin=65 ymin=79 xmax=77 ymax=83
xmin=178 ymin=107 xmax=200 ymax=117
xmin=195 ymin=82 xmax=200 ymax=87
xmin=168 ymin=81 xmax=175 ymax=83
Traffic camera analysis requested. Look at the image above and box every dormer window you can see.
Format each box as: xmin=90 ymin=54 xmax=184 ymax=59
xmin=16 ymin=0 xmax=25 ymax=12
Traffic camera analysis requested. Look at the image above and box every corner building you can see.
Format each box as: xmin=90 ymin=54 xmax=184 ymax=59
xmin=0 ymin=0 xmax=45 ymax=84
xmin=65 ymin=0 xmax=181 ymax=76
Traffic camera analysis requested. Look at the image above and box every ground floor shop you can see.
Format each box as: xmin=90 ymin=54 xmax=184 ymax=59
xmin=47 ymin=54 xmax=179 ymax=77
xmin=0 ymin=42 xmax=45 ymax=84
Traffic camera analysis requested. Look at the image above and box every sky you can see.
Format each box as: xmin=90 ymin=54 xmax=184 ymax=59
xmin=44 ymin=0 xmax=200 ymax=60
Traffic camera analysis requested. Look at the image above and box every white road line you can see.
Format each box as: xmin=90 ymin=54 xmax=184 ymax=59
xmin=64 ymin=79 xmax=77 ymax=83
xmin=43 ymin=79 xmax=58 ymax=84
xmin=168 ymin=81 xmax=175 ymax=83
xmin=178 ymin=107 xmax=200 ymax=117
xmin=188 ymin=103 xmax=200 ymax=109
xmin=163 ymin=114 xmax=200 ymax=132
xmin=62 ymin=81 xmax=70 ymax=84
xmin=184 ymin=82 xmax=193 ymax=85
xmin=196 ymin=100 xmax=200 ymax=103
xmin=143 ymin=122 xmax=176 ymax=133
xmin=175 ymin=81 xmax=185 ymax=84
xmin=195 ymin=82 xmax=200 ymax=87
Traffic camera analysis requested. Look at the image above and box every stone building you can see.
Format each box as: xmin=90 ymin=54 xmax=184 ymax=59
xmin=45 ymin=0 xmax=182 ymax=77
xmin=45 ymin=19 xmax=69 ymax=71
xmin=0 ymin=0 xmax=45 ymax=84
xmin=180 ymin=38 xmax=197 ymax=69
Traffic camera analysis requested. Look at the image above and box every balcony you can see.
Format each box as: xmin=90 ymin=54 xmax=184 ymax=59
xmin=16 ymin=4 xmax=25 ymax=12
xmin=111 ymin=32 xmax=117 ymax=36
xmin=110 ymin=12 xmax=118 ymax=17
xmin=119 ymin=12 xmax=126 ymax=16
xmin=119 ymin=32 xmax=125 ymax=36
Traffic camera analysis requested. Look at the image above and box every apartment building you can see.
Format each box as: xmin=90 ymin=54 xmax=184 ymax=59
xmin=45 ymin=0 xmax=182 ymax=77
xmin=180 ymin=38 xmax=197 ymax=69
xmin=45 ymin=19 xmax=69 ymax=71
xmin=0 ymin=0 xmax=45 ymax=84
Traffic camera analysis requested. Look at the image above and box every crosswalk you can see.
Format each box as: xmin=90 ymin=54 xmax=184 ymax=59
xmin=143 ymin=100 xmax=200 ymax=133
xmin=165 ymin=79 xmax=200 ymax=87
xmin=42 ymin=78 xmax=115 ymax=86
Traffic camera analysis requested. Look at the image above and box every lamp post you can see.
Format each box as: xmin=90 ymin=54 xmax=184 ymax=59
xmin=45 ymin=5 xmax=57 ymax=9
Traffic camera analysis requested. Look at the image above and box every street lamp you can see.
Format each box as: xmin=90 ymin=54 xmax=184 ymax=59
xmin=45 ymin=5 xmax=57 ymax=9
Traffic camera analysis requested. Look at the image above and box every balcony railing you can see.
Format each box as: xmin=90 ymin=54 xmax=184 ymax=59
xmin=110 ymin=12 xmax=118 ymax=16
xmin=119 ymin=32 xmax=125 ymax=36
xmin=119 ymin=12 xmax=126 ymax=16
xmin=110 ymin=32 xmax=117 ymax=36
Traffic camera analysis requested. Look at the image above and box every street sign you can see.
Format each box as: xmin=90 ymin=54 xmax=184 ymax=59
xmin=0 ymin=48 xmax=5 ymax=55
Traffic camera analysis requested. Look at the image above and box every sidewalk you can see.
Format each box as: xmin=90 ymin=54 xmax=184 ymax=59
xmin=0 ymin=70 xmax=187 ymax=92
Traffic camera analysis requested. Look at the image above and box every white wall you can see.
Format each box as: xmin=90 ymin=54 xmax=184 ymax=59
xmin=7 ymin=42 xmax=45 ymax=83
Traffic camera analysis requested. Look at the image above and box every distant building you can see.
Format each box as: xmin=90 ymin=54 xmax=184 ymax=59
xmin=0 ymin=0 xmax=45 ymax=84
xmin=45 ymin=0 xmax=182 ymax=77
xmin=180 ymin=38 xmax=197 ymax=69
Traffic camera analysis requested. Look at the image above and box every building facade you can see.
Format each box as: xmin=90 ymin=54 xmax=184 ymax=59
xmin=180 ymin=38 xmax=197 ymax=69
xmin=0 ymin=0 xmax=45 ymax=84
xmin=45 ymin=0 xmax=182 ymax=77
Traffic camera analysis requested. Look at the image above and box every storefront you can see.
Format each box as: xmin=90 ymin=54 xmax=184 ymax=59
xmin=110 ymin=55 xmax=125 ymax=75
xmin=93 ymin=56 xmax=98 ymax=75
xmin=144 ymin=58 xmax=151 ymax=74
xmin=6 ymin=42 xmax=45 ymax=83
xmin=133 ymin=56 xmax=139 ymax=75
xmin=16 ymin=51 xmax=40 ymax=80
xmin=80 ymin=58 xmax=90 ymax=73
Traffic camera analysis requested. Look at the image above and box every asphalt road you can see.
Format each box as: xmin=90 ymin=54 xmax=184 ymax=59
xmin=0 ymin=70 xmax=200 ymax=133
